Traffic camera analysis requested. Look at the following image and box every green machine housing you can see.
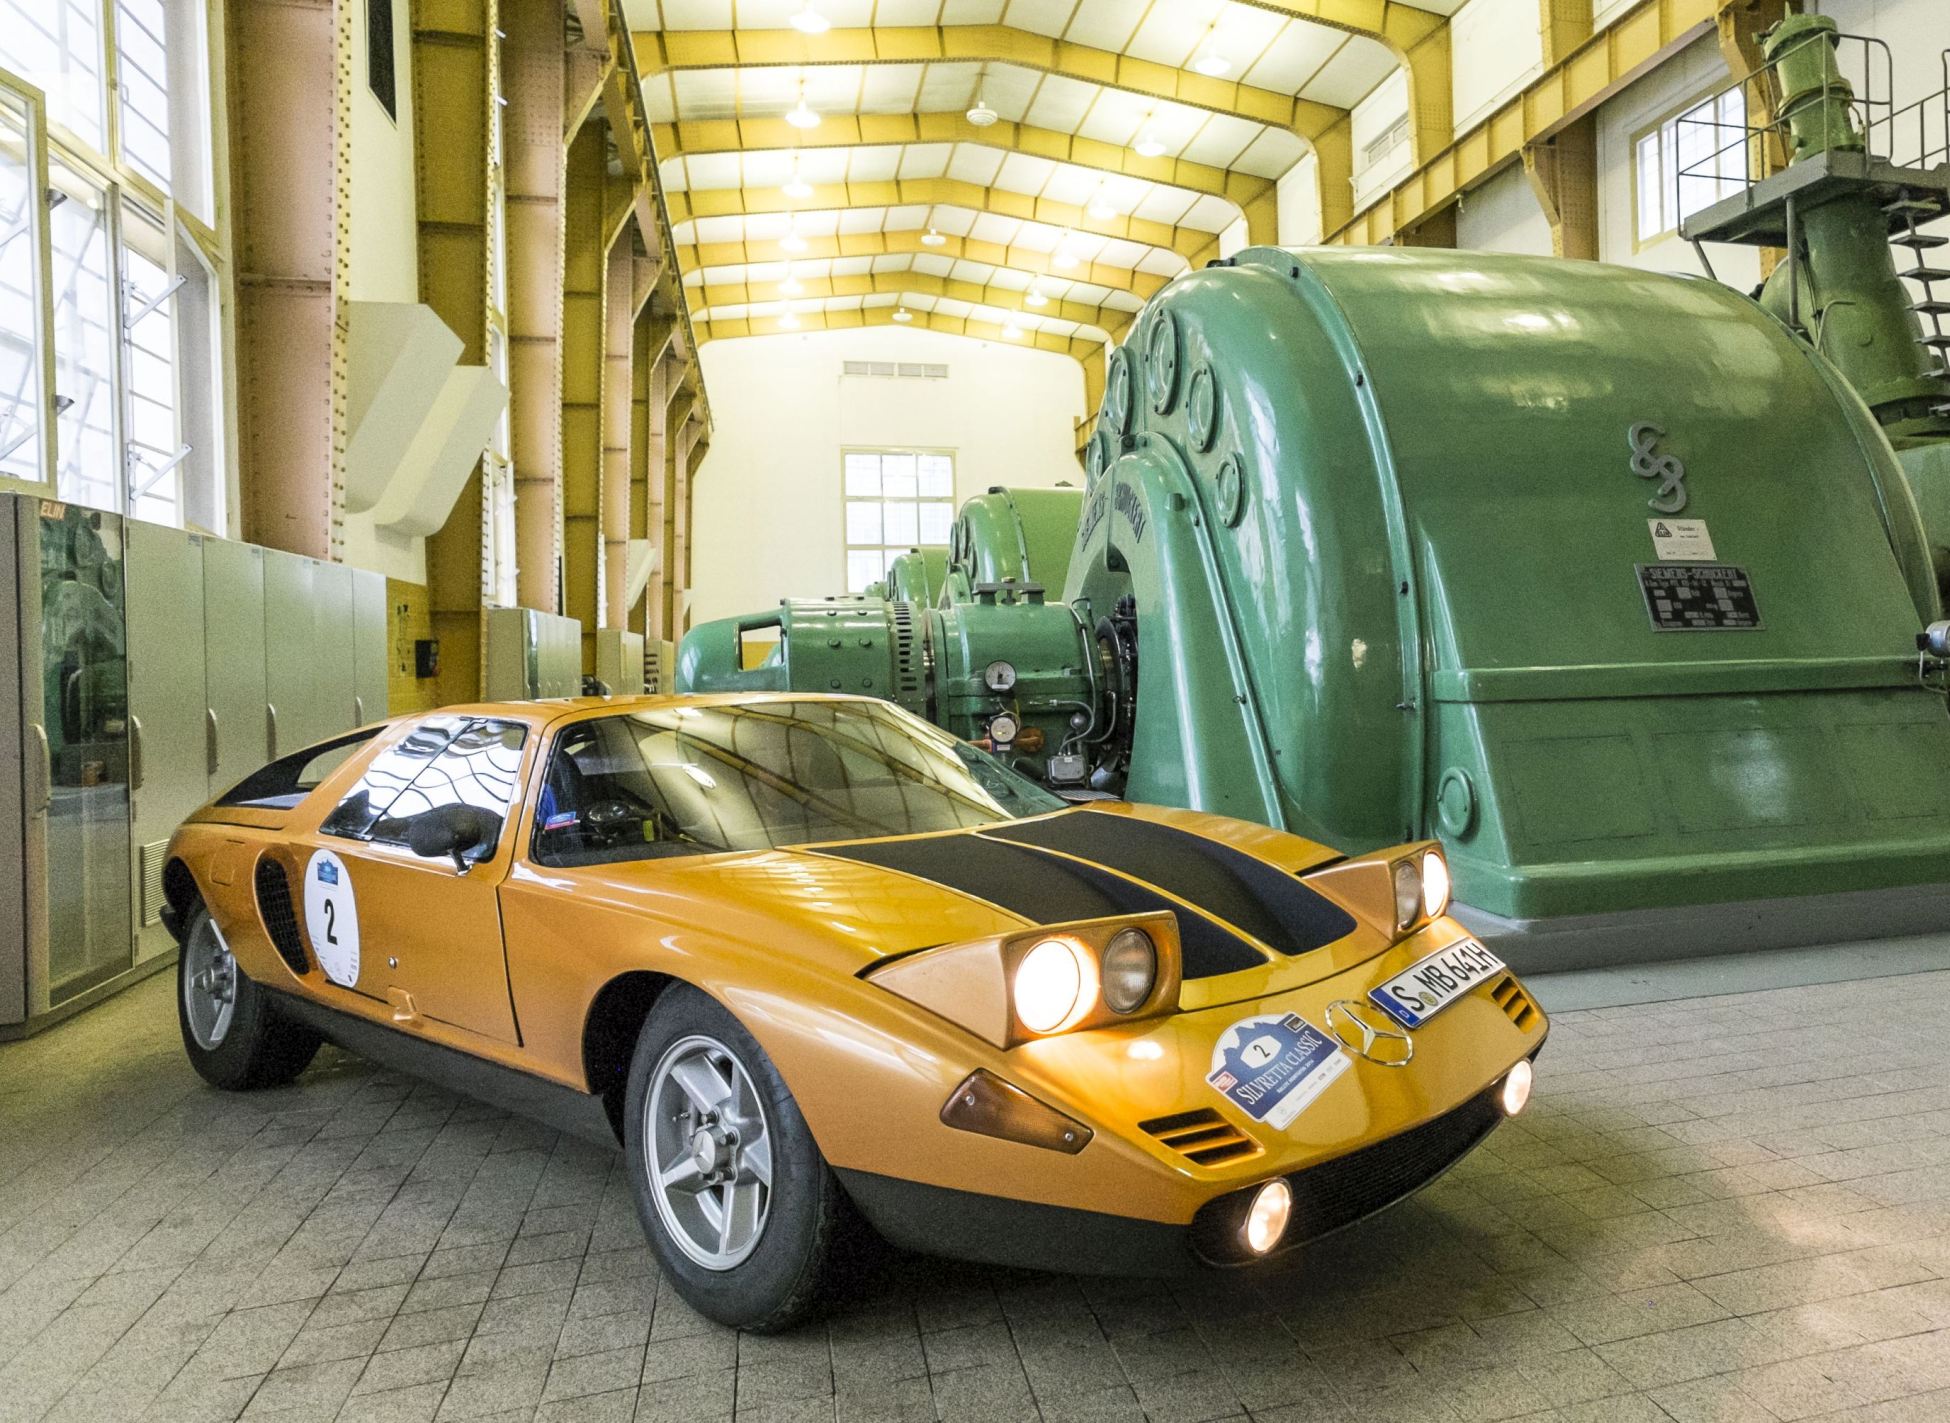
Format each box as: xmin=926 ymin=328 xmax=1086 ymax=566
xmin=683 ymin=245 xmax=1950 ymax=964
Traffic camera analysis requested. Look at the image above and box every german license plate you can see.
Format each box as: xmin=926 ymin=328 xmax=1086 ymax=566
xmin=1369 ymin=938 xmax=1506 ymax=1029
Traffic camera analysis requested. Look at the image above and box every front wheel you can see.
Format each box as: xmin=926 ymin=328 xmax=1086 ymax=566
xmin=622 ymin=985 xmax=844 ymax=1331
xmin=177 ymin=905 xmax=321 ymax=1090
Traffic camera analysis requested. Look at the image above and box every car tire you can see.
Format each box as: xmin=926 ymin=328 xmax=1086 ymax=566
xmin=622 ymin=984 xmax=844 ymax=1332
xmin=177 ymin=903 xmax=322 ymax=1091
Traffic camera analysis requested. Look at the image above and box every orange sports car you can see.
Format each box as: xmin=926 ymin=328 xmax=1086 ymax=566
xmin=162 ymin=694 xmax=1546 ymax=1329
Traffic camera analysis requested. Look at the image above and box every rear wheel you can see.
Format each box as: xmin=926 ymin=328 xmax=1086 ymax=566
xmin=623 ymin=985 xmax=843 ymax=1331
xmin=177 ymin=905 xmax=321 ymax=1090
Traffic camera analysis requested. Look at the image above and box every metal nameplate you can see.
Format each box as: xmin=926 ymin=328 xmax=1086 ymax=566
xmin=1636 ymin=563 xmax=1762 ymax=631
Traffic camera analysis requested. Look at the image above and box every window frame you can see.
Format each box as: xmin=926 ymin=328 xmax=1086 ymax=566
xmin=0 ymin=0 xmax=232 ymax=524
xmin=840 ymin=445 xmax=957 ymax=595
xmin=0 ymin=67 xmax=58 ymax=496
xmin=1630 ymin=85 xmax=1751 ymax=251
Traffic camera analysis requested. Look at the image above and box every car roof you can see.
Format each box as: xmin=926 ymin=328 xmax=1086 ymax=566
xmin=413 ymin=692 xmax=880 ymax=732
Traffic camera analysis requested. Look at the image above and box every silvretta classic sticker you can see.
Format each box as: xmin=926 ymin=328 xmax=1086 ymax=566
xmin=1207 ymin=1012 xmax=1351 ymax=1129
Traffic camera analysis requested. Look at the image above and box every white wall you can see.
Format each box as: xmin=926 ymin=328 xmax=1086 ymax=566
xmin=689 ymin=326 xmax=1088 ymax=625
xmin=1813 ymin=0 xmax=1950 ymax=133
xmin=347 ymin=0 xmax=419 ymax=305
xmin=1277 ymin=150 xmax=1324 ymax=247
xmin=1456 ymin=163 xmax=1556 ymax=255
xmin=342 ymin=0 xmax=427 ymax=582
xmin=1594 ymin=34 xmax=1762 ymax=289
xmin=1351 ymin=71 xmax=1414 ymax=211
xmin=1451 ymin=0 xmax=1546 ymax=132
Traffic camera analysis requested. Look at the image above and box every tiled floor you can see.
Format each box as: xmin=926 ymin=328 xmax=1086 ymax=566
xmin=5 ymin=962 xmax=1950 ymax=1423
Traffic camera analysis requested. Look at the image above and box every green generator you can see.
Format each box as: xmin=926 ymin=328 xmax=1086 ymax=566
xmin=683 ymin=245 xmax=1950 ymax=966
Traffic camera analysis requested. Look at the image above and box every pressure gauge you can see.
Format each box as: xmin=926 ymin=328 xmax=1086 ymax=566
xmin=987 ymin=711 xmax=1021 ymax=746
xmin=983 ymin=660 xmax=1018 ymax=693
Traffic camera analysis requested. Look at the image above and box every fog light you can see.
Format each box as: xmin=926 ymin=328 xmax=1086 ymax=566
xmin=1014 ymin=938 xmax=1093 ymax=1034
xmin=1392 ymin=859 xmax=1422 ymax=930
xmin=1421 ymin=849 xmax=1451 ymax=920
xmin=1500 ymin=1059 xmax=1534 ymax=1116
xmin=1244 ymin=1180 xmax=1291 ymax=1256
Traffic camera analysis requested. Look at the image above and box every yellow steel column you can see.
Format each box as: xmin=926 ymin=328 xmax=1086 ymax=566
xmin=682 ymin=427 xmax=708 ymax=633
xmin=229 ymin=0 xmax=349 ymax=558
xmin=1523 ymin=116 xmax=1600 ymax=260
xmin=627 ymin=306 xmax=651 ymax=638
xmin=601 ymin=229 xmax=636 ymax=630
xmin=1718 ymin=0 xmax=1792 ymax=275
xmin=1405 ymin=29 xmax=1454 ymax=170
xmin=413 ymin=0 xmax=496 ymax=705
xmin=561 ymin=120 xmax=605 ymax=671
xmin=506 ymin=0 xmax=565 ymax=611
xmin=662 ymin=378 xmax=698 ymax=639
xmin=644 ymin=341 xmax=672 ymax=640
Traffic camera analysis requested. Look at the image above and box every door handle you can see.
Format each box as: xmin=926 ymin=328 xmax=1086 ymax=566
xmin=206 ymin=708 xmax=219 ymax=776
xmin=27 ymin=724 xmax=50 ymax=815
xmin=266 ymin=702 xmax=278 ymax=757
xmin=354 ymin=694 xmax=365 ymax=725
xmin=129 ymin=715 xmax=144 ymax=792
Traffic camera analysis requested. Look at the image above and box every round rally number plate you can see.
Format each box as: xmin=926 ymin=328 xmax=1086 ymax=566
xmin=303 ymin=849 xmax=361 ymax=987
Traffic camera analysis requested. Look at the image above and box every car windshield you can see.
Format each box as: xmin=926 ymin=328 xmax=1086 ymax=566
xmin=533 ymin=699 xmax=1068 ymax=866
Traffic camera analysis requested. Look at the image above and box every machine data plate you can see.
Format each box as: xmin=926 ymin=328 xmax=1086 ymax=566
xmin=1636 ymin=563 xmax=1762 ymax=631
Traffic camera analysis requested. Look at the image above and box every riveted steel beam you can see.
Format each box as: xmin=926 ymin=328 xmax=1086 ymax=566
xmin=414 ymin=0 xmax=497 ymax=705
xmin=230 ymin=0 xmax=348 ymax=559
xmin=675 ymin=232 xmax=1173 ymax=303
xmin=602 ymin=229 xmax=636 ymax=633
xmin=634 ymin=27 xmax=1347 ymax=142
xmin=562 ymin=120 xmax=607 ymax=672
xmin=695 ymin=305 xmax=1104 ymax=365
xmin=507 ymin=0 xmax=568 ymax=613
xmin=662 ymin=381 xmax=700 ymax=638
xmin=667 ymin=179 xmax=1217 ymax=263
xmin=691 ymin=270 xmax=1128 ymax=334
xmin=653 ymin=113 xmax=1278 ymax=220
xmin=1539 ymin=0 xmax=1596 ymax=65
xmin=1523 ymin=115 xmax=1599 ymax=260
xmin=1328 ymin=0 xmax=1717 ymax=246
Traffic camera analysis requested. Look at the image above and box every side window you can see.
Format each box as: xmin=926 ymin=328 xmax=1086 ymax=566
xmin=216 ymin=727 xmax=381 ymax=809
xmin=533 ymin=719 xmax=695 ymax=867
xmin=322 ymin=718 xmax=527 ymax=860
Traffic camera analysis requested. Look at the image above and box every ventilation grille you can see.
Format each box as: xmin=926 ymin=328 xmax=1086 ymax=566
xmin=254 ymin=856 xmax=309 ymax=976
xmin=1140 ymin=1108 xmax=1260 ymax=1167
xmin=1490 ymin=975 xmax=1540 ymax=1032
xmin=1362 ymin=115 xmax=1410 ymax=168
xmin=139 ymin=841 xmax=169 ymax=927
xmin=842 ymin=360 xmax=949 ymax=380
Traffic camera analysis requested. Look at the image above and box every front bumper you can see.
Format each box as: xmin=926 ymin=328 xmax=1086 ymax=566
xmin=840 ymin=1078 xmax=1514 ymax=1276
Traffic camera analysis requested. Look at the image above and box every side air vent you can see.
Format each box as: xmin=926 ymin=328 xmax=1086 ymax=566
xmin=1490 ymin=975 xmax=1539 ymax=1031
xmin=254 ymin=856 xmax=309 ymax=976
xmin=1140 ymin=1108 xmax=1260 ymax=1167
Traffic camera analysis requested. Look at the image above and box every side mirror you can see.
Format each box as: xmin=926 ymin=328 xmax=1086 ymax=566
xmin=405 ymin=805 xmax=501 ymax=873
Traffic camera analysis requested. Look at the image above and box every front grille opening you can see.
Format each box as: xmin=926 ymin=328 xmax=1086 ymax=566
xmin=254 ymin=855 xmax=309 ymax=976
xmin=1490 ymin=975 xmax=1539 ymax=1031
xmin=1140 ymin=1108 xmax=1260 ymax=1166
xmin=1190 ymin=1084 xmax=1506 ymax=1264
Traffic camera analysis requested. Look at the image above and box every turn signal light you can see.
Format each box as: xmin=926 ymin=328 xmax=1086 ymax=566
xmin=941 ymin=1069 xmax=1092 ymax=1154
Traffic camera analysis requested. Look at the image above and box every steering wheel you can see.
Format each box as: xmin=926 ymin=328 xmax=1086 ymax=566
xmin=581 ymin=800 xmax=642 ymax=843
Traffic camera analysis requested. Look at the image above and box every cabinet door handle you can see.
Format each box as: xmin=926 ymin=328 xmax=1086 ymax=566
xmin=129 ymin=716 xmax=144 ymax=792
xmin=206 ymin=708 xmax=219 ymax=776
xmin=266 ymin=703 xmax=278 ymax=757
xmin=354 ymin=694 xmax=365 ymax=725
xmin=28 ymin=724 xmax=50 ymax=815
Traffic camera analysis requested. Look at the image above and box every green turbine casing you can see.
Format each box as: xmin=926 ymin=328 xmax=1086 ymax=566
xmin=685 ymin=247 xmax=1950 ymax=936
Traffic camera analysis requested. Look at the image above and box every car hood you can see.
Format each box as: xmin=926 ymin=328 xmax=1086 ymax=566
xmin=553 ymin=803 xmax=1348 ymax=982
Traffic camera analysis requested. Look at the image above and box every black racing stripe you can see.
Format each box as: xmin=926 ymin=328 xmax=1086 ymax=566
xmin=810 ymin=833 xmax=1265 ymax=978
xmin=983 ymin=812 xmax=1357 ymax=956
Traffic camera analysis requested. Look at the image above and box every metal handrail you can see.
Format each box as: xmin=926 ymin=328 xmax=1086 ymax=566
xmin=1670 ymin=31 xmax=1946 ymax=212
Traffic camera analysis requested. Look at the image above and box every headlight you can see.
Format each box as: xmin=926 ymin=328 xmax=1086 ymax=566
xmin=1013 ymin=937 xmax=1095 ymax=1034
xmin=1421 ymin=849 xmax=1451 ymax=920
xmin=1100 ymin=928 xmax=1157 ymax=1014
xmin=1244 ymin=1180 xmax=1291 ymax=1255
xmin=1499 ymin=1059 xmax=1534 ymax=1116
xmin=1392 ymin=858 xmax=1422 ymax=930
